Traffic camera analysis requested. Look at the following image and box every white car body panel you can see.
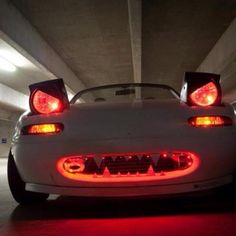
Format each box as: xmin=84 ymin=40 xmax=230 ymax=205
xmin=10 ymin=99 xmax=236 ymax=197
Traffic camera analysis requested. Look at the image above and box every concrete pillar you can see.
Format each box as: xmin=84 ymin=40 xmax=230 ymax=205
xmin=197 ymin=17 xmax=236 ymax=103
xmin=128 ymin=0 xmax=142 ymax=83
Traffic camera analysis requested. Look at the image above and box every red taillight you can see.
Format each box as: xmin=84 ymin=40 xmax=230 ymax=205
xmin=31 ymin=90 xmax=63 ymax=114
xmin=189 ymin=116 xmax=232 ymax=127
xmin=22 ymin=123 xmax=63 ymax=135
xmin=190 ymin=82 xmax=218 ymax=106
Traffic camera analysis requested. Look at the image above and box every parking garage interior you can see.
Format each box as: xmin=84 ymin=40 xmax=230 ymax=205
xmin=0 ymin=0 xmax=236 ymax=235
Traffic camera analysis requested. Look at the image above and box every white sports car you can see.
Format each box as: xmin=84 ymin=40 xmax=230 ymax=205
xmin=7 ymin=72 xmax=236 ymax=204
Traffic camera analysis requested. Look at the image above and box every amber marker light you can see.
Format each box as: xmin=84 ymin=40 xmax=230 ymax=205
xmin=22 ymin=123 xmax=64 ymax=135
xmin=189 ymin=116 xmax=232 ymax=127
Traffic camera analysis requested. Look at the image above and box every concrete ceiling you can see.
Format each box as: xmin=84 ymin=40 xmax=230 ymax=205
xmin=0 ymin=38 xmax=54 ymax=94
xmin=10 ymin=0 xmax=236 ymax=93
xmin=142 ymin=0 xmax=236 ymax=90
xmin=11 ymin=0 xmax=134 ymax=88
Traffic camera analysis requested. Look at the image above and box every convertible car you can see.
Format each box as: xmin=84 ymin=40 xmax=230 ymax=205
xmin=7 ymin=72 xmax=236 ymax=204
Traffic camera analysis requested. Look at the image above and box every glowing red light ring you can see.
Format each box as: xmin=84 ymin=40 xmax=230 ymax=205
xmin=56 ymin=151 xmax=200 ymax=182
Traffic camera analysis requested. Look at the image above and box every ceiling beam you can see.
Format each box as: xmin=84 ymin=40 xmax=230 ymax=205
xmin=0 ymin=107 xmax=20 ymax=122
xmin=0 ymin=82 xmax=28 ymax=111
xmin=0 ymin=0 xmax=86 ymax=93
xmin=128 ymin=0 xmax=142 ymax=83
xmin=197 ymin=17 xmax=236 ymax=103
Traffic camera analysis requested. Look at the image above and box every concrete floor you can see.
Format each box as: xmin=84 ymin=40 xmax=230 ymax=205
xmin=0 ymin=157 xmax=236 ymax=236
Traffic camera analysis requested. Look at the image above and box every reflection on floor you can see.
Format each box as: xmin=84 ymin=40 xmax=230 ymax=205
xmin=0 ymin=157 xmax=236 ymax=235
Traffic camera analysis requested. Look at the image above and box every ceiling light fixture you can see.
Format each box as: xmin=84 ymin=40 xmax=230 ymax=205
xmin=0 ymin=56 xmax=16 ymax=72
xmin=0 ymin=49 xmax=30 ymax=67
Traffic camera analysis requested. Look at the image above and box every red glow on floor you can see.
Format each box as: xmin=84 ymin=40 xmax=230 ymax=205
xmin=3 ymin=214 xmax=236 ymax=236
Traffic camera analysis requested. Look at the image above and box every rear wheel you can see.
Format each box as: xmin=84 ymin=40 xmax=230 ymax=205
xmin=214 ymin=174 xmax=236 ymax=198
xmin=7 ymin=152 xmax=49 ymax=205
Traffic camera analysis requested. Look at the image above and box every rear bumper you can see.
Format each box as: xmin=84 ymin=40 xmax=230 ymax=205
xmin=12 ymin=126 xmax=236 ymax=196
xmin=12 ymin=135 xmax=236 ymax=188
xmin=26 ymin=174 xmax=233 ymax=197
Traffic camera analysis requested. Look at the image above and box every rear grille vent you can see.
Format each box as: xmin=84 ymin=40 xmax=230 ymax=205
xmin=59 ymin=152 xmax=196 ymax=180
xmin=82 ymin=154 xmax=191 ymax=175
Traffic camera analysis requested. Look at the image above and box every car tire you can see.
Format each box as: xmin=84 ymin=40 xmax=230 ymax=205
xmin=7 ymin=151 xmax=49 ymax=205
xmin=214 ymin=175 xmax=236 ymax=198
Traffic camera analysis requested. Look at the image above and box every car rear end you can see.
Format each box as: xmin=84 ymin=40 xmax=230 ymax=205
xmin=10 ymin=72 xmax=236 ymax=197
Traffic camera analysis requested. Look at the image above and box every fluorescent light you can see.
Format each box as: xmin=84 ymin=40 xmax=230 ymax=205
xmin=0 ymin=49 xmax=30 ymax=67
xmin=0 ymin=56 xmax=16 ymax=72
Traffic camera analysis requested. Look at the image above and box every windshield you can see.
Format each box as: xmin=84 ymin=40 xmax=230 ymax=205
xmin=71 ymin=83 xmax=179 ymax=104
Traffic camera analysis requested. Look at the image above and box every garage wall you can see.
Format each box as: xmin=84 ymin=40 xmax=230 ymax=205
xmin=0 ymin=120 xmax=15 ymax=157
xmin=0 ymin=108 xmax=21 ymax=158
